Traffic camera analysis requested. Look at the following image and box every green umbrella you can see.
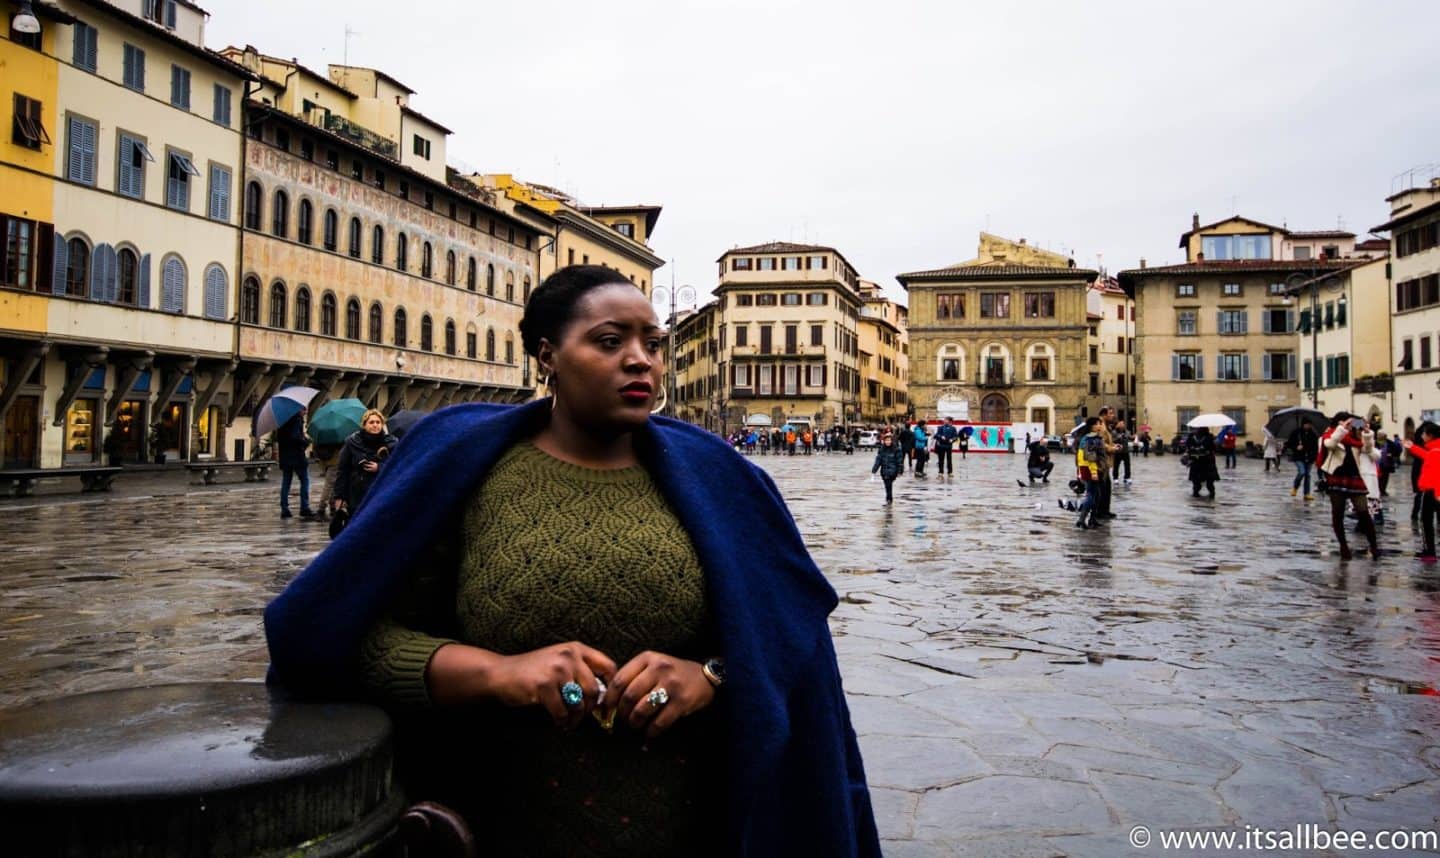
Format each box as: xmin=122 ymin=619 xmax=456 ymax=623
xmin=309 ymin=398 xmax=366 ymax=445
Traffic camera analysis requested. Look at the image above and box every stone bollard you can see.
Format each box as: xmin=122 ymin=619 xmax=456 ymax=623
xmin=0 ymin=682 xmax=403 ymax=857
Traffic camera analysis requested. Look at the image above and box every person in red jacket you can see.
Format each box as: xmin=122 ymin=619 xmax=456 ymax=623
xmin=1403 ymin=421 xmax=1440 ymax=561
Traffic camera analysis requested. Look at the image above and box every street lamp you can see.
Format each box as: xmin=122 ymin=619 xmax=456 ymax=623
xmin=1284 ymin=269 xmax=1346 ymax=408
xmin=12 ymin=1 xmax=41 ymax=33
xmin=651 ymin=276 xmax=696 ymax=418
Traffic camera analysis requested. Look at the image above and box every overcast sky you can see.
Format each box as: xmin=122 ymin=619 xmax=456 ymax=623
xmin=207 ymin=0 xmax=1440 ymax=306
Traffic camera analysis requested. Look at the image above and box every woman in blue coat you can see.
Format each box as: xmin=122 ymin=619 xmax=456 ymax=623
xmin=264 ymin=266 xmax=878 ymax=857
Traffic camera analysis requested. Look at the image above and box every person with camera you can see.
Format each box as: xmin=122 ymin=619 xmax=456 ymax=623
xmin=1320 ymin=412 xmax=1380 ymax=560
xmin=333 ymin=409 xmax=398 ymax=517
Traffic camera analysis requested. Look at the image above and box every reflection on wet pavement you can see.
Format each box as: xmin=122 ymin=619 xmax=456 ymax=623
xmin=2 ymin=453 xmax=1437 ymax=854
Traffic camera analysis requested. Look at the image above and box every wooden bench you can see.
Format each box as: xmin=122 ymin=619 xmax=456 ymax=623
xmin=0 ymin=467 xmax=122 ymax=498
xmin=185 ymin=461 xmax=273 ymax=485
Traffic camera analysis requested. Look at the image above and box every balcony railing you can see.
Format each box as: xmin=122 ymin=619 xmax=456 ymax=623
xmin=977 ymin=370 xmax=1014 ymax=388
xmin=323 ymin=114 xmax=397 ymax=160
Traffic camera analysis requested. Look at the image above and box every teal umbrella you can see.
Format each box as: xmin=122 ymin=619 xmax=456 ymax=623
xmin=308 ymin=398 xmax=366 ymax=445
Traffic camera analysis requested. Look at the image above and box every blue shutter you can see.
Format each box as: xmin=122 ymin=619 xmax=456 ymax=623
xmin=204 ymin=265 xmax=226 ymax=319
xmin=1240 ymin=311 xmax=1248 ymax=334
xmin=118 ymin=135 xmax=136 ymax=197
xmin=67 ymin=117 xmax=85 ymax=182
xmin=165 ymin=0 xmax=177 ymax=28
xmin=1242 ymin=354 xmax=1250 ymax=381
xmin=138 ymin=253 xmax=151 ymax=308
xmin=52 ymin=235 xmax=69 ymax=295
xmin=162 ymin=258 xmax=184 ymax=312
xmin=1196 ymin=355 xmax=1205 ymax=380
xmin=93 ymin=244 xmax=117 ymax=302
xmin=1286 ymin=310 xmax=1295 ymax=333
xmin=1171 ymin=354 xmax=1179 ymax=381
xmin=1262 ymin=354 xmax=1271 ymax=381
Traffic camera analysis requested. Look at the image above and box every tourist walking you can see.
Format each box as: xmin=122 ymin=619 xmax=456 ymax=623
xmin=1263 ymin=430 xmax=1285 ymax=473
xmin=1074 ymin=417 xmax=1104 ymax=528
xmin=264 ymin=265 xmax=879 ymax=854
xmin=1378 ymin=431 xmax=1401 ymax=496
xmin=312 ymin=441 xmax=343 ymax=522
xmin=1111 ymin=420 xmax=1133 ymax=483
xmin=1220 ymin=428 xmax=1239 ymax=469
xmin=1404 ymin=422 xmax=1440 ymax=561
xmin=1186 ymin=427 xmax=1219 ymax=498
xmin=912 ymin=422 xmax=930 ymax=477
xmin=1287 ymin=419 xmax=1320 ymax=500
xmin=872 ymin=430 xmax=905 ymax=505
xmin=898 ymin=422 xmax=915 ymax=472
xmin=276 ymin=408 xmax=314 ymax=519
xmin=333 ymin=409 xmax=398 ymax=516
xmin=957 ymin=426 xmax=970 ymax=460
xmin=933 ymin=417 xmax=958 ymax=475
xmin=1320 ymin=413 xmax=1379 ymax=561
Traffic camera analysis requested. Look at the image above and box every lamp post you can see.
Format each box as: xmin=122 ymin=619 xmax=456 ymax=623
xmin=651 ymin=273 xmax=695 ymax=419
xmin=1285 ymin=267 xmax=1346 ymax=409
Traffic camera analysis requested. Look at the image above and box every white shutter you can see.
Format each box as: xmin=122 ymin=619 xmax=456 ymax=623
xmin=1240 ymin=312 xmax=1249 ymax=334
xmin=1196 ymin=355 xmax=1205 ymax=380
xmin=1171 ymin=354 xmax=1179 ymax=381
xmin=1262 ymin=310 xmax=1271 ymax=333
xmin=1262 ymin=354 xmax=1271 ymax=381
xmin=52 ymin=235 xmax=69 ymax=295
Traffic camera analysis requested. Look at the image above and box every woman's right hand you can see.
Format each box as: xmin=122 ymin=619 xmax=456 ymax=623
xmin=361 ymin=460 xmax=380 ymax=474
xmin=487 ymin=642 xmax=616 ymax=729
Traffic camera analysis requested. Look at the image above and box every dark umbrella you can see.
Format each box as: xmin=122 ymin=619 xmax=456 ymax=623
xmin=959 ymin=425 xmax=975 ymax=438
xmin=1265 ymin=406 xmax=1325 ymax=440
xmin=386 ymin=409 xmax=429 ymax=438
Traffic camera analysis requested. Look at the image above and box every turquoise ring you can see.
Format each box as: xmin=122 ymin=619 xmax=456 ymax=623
xmin=560 ymin=681 xmax=584 ymax=708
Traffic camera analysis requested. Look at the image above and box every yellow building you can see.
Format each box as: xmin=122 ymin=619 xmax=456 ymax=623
xmin=1281 ymin=257 xmax=1391 ymax=426
xmin=713 ymin=241 xmax=864 ymax=430
xmin=1373 ymin=180 xmax=1440 ymax=439
xmin=670 ymin=300 xmax=723 ymax=430
xmin=1084 ymin=276 xmax=1136 ymax=424
xmin=2 ymin=0 xmax=252 ymax=467
xmin=898 ymin=233 xmax=1096 ymax=433
xmin=217 ymin=48 xmax=548 ymax=451
xmin=856 ymin=280 xmax=908 ymax=424
xmin=479 ymin=175 xmax=664 ymax=298
xmin=1120 ymin=214 xmax=1359 ymax=442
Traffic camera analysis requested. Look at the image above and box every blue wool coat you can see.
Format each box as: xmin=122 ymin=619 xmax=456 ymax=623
xmin=264 ymin=399 xmax=879 ymax=857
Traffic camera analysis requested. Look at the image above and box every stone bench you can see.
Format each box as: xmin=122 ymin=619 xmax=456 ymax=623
xmin=185 ymin=461 xmax=272 ymax=485
xmin=0 ymin=466 xmax=121 ymax=498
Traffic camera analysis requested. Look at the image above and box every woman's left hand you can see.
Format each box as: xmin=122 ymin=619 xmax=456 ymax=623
xmin=604 ymin=651 xmax=715 ymax=739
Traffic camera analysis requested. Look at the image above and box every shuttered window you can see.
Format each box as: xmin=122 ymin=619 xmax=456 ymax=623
xmin=170 ymin=65 xmax=191 ymax=109
xmin=122 ymin=44 xmax=145 ymax=91
xmin=161 ymin=256 xmax=185 ymax=313
xmin=72 ymin=23 xmax=98 ymax=72
xmin=166 ymin=151 xmax=199 ymax=210
xmin=66 ymin=116 xmax=97 ymax=185
xmin=203 ymin=264 xmax=227 ymax=319
xmin=208 ymin=165 xmax=231 ymax=221
xmin=117 ymin=134 xmax=151 ymax=199
xmin=90 ymin=244 xmax=117 ymax=302
xmin=212 ymin=85 xmax=232 ymax=126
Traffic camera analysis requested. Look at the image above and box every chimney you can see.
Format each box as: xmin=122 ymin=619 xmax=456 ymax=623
xmin=1192 ymin=213 xmax=1200 ymax=231
xmin=1018 ymin=238 xmax=1026 ymax=246
xmin=1139 ymin=258 xmax=1147 ymax=269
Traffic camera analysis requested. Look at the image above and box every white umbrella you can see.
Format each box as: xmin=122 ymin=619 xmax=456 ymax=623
xmin=1187 ymin=413 xmax=1236 ymax=429
xmin=253 ymin=386 xmax=320 ymax=437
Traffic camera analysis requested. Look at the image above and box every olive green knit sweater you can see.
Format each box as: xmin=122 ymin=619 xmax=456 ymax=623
xmin=359 ymin=441 xmax=719 ymax=856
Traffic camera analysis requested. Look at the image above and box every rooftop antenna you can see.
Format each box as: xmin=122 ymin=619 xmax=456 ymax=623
xmin=342 ymin=25 xmax=359 ymax=86
xmin=1228 ymin=195 xmax=1239 ymax=214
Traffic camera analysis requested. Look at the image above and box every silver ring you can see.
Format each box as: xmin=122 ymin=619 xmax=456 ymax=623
xmin=646 ymin=687 xmax=670 ymax=708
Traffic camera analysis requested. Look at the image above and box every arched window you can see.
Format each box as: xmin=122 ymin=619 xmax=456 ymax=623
xmin=241 ymin=276 xmax=260 ymax=324
xmin=393 ymin=308 xmax=408 ymax=347
xmin=444 ymin=319 xmax=456 ymax=355
xmin=348 ymin=217 xmax=362 ymax=258
xmin=371 ymin=225 xmax=385 ymax=264
xmin=505 ymin=333 xmax=515 ymax=365
xmin=368 ymin=302 xmax=383 ymax=343
xmin=320 ymin=292 xmax=337 ymax=336
xmin=345 ymin=298 xmax=361 ymax=340
xmin=420 ymin=314 xmax=433 ymax=352
xmin=244 ymin=182 xmax=262 ymax=230
xmin=117 ymin=248 xmax=139 ymax=305
xmin=396 ymin=234 xmax=408 ymax=271
xmin=269 ymin=281 xmax=287 ymax=328
xmin=203 ymin=264 xmax=227 ymax=319
xmin=421 ymin=242 xmax=433 ymax=278
xmin=505 ymin=271 xmax=515 ymax=303
xmin=485 ymin=327 xmax=495 ymax=362
xmin=323 ymin=209 xmax=338 ymax=251
xmin=65 ymin=237 xmax=90 ymax=297
xmin=523 ymin=275 xmax=531 ymax=303
xmin=297 ymin=199 xmax=313 ymax=244
xmin=445 ymin=250 xmax=456 ymax=285
xmin=486 ymin=263 xmax=495 ymax=296
xmin=160 ymin=255 xmax=185 ymax=313
xmin=295 ymin=285 xmax=312 ymax=332
xmin=272 ymin=190 xmax=289 ymax=238
xmin=466 ymin=258 xmax=476 ymax=290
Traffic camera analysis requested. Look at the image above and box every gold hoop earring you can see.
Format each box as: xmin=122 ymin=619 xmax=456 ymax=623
xmin=650 ymin=382 xmax=668 ymax=416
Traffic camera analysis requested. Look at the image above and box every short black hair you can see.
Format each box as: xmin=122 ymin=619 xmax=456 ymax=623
xmin=519 ymin=265 xmax=639 ymax=359
xmin=1418 ymin=422 xmax=1440 ymax=443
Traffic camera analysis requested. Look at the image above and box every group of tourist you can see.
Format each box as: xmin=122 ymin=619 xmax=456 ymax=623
xmin=273 ymin=407 xmax=398 ymax=527
xmin=729 ymin=425 xmax=857 ymax=455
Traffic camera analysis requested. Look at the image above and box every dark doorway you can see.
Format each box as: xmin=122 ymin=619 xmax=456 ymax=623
xmin=3 ymin=396 xmax=39 ymax=468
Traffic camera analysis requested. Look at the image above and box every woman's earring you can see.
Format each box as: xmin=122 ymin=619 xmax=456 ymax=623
xmin=650 ymin=381 xmax=668 ymax=416
xmin=543 ymin=373 xmax=558 ymax=412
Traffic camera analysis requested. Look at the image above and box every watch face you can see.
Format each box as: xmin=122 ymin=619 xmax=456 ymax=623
xmin=706 ymin=658 xmax=726 ymax=684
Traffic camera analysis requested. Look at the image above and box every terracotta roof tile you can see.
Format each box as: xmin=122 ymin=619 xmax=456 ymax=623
xmin=899 ymin=264 xmax=1098 ymax=281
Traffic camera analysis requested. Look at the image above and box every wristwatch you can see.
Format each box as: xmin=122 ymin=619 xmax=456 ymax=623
xmin=701 ymin=657 xmax=726 ymax=688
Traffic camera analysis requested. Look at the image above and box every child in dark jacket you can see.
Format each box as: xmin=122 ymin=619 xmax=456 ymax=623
xmin=871 ymin=431 xmax=906 ymax=505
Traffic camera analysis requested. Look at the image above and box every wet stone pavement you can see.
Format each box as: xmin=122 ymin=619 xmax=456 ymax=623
xmin=2 ymin=451 xmax=1439 ymax=855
